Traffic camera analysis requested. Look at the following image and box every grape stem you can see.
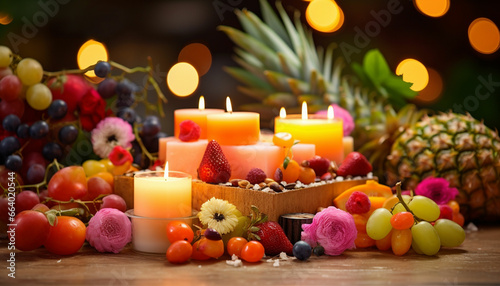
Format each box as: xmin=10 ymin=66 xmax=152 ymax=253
xmin=395 ymin=182 xmax=423 ymax=223
xmin=133 ymin=124 xmax=156 ymax=164
xmin=14 ymin=159 xmax=63 ymax=193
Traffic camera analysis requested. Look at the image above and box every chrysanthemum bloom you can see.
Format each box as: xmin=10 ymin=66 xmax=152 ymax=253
xmin=301 ymin=206 xmax=357 ymax=256
xmin=86 ymin=208 xmax=132 ymax=253
xmin=91 ymin=117 xmax=135 ymax=158
xmin=415 ymin=177 xmax=459 ymax=205
xmin=198 ymin=197 xmax=238 ymax=235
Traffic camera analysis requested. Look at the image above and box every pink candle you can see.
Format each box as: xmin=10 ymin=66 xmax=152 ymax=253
xmin=166 ymin=139 xmax=208 ymax=179
xmin=221 ymin=143 xmax=282 ymax=180
xmin=174 ymin=96 xmax=224 ymax=139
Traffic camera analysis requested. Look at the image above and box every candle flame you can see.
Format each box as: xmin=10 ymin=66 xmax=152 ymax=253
xmin=226 ymin=97 xmax=233 ymax=113
xmin=164 ymin=162 xmax=169 ymax=180
xmin=198 ymin=96 xmax=205 ymax=110
xmin=328 ymin=105 xmax=334 ymax=119
xmin=279 ymin=107 xmax=287 ymax=118
xmin=301 ymin=101 xmax=308 ymax=120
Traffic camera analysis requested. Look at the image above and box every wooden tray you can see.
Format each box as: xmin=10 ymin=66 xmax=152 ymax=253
xmin=114 ymin=175 xmax=374 ymax=221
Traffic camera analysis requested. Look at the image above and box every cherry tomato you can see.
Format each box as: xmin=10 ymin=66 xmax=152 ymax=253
xmin=166 ymin=240 xmax=192 ymax=264
xmin=227 ymin=237 xmax=248 ymax=257
xmin=44 ymin=216 xmax=86 ymax=255
xmin=166 ymin=221 xmax=194 ymax=243
xmin=47 ymin=166 xmax=88 ymax=200
xmin=9 ymin=210 xmax=50 ymax=251
xmin=240 ymin=241 xmax=265 ymax=263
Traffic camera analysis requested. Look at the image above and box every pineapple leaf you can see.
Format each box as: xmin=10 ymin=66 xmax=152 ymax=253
xmin=277 ymin=2 xmax=303 ymax=57
xmin=383 ymin=75 xmax=419 ymax=99
xmin=234 ymin=48 xmax=263 ymax=70
xmin=323 ymin=43 xmax=337 ymax=81
xmin=260 ymin=0 xmax=291 ymax=47
xmin=235 ymin=9 xmax=261 ymax=40
xmin=237 ymin=86 xmax=270 ymax=101
xmin=264 ymin=93 xmax=297 ymax=107
xmin=224 ymin=66 xmax=273 ymax=91
xmin=363 ymin=49 xmax=392 ymax=87
xmin=288 ymin=78 xmax=311 ymax=96
xmin=264 ymin=70 xmax=294 ymax=92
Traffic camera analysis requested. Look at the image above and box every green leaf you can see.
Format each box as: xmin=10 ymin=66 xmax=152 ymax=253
xmin=277 ymin=2 xmax=302 ymax=56
xmin=382 ymin=75 xmax=419 ymax=99
xmin=351 ymin=62 xmax=371 ymax=87
xmin=362 ymin=49 xmax=392 ymax=86
xmin=224 ymin=67 xmax=273 ymax=91
xmin=283 ymin=156 xmax=290 ymax=169
xmin=263 ymin=93 xmax=297 ymax=107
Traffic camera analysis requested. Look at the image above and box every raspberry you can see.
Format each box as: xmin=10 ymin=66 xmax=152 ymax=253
xmin=179 ymin=120 xmax=201 ymax=142
xmin=246 ymin=168 xmax=266 ymax=184
xmin=345 ymin=191 xmax=371 ymax=214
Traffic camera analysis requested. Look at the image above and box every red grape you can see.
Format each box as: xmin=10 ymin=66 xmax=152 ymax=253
xmin=0 ymin=75 xmax=23 ymax=101
xmin=0 ymin=97 xmax=25 ymax=122
xmin=100 ymin=194 xmax=127 ymax=212
xmin=26 ymin=164 xmax=46 ymax=184
xmin=0 ymin=67 xmax=13 ymax=79
xmin=85 ymin=176 xmax=112 ymax=200
xmin=0 ymin=169 xmax=24 ymax=190
xmin=15 ymin=191 xmax=40 ymax=214
xmin=31 ymin=203 xmax=50 ymax=213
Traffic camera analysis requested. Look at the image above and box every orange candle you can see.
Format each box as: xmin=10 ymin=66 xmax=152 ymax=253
xmin=207 ymin=97 xmax=260 ymax=146
xmin=174 ymin=96 xmax=224 ymax=139
xmin=275 ymin=104 xmax=344 ymax=164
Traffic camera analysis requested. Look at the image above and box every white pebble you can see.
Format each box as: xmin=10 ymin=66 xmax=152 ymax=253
xmin=266 ymin=259 xmax=274 ymax=263
xmin=353 ymin=176 xmax=362 ymax=180
xmin=367 ymin=172 xmax=373 ymax=179
xmin=466 ymin=222 xmax=478 ymax=232
xmin=273 ymin=260 xmax=280 ymax=267
xmin=198 ymin=265 xmax=202 ymax=268
xmin=253 ymin=184 xmax=261 ymax=190
xmin=226 ymin=259 xmax=242 ymax=267
xmin=336 ymin=176 xmax=344 ymax=182
xmin=231 ymin=254 xmax=239 ymax=261
xmin=279 ymin=252 xmax=288 ymax=260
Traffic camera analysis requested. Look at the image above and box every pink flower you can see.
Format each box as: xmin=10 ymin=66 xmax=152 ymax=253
xmin=316 ymin=104 xmax=355 ymax=136
xmin=91 ymin=117 xmax=135 ymax=158
xmin=415 ymin=177 xmax=459 ymax=205
xmin=86 ymin=208 xmax=132 ymax=253
xmin=301 ymin=206 xmax=357 ymax=256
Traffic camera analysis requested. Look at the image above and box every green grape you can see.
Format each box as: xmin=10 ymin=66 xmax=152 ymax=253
xmin=366 ymin=208 xmax=393 ymax=240
xmin=389 ymin=195 xmax=411 ymax=214
xmin=433 ymin=219 xmax=466 ymax=248
xmin=82 ymin=160 xmax=108 ymax=177
xmin=16 ymin=58 xmax=43 ymax=85
xmin=26 ymin=83 xmax=52 ymax=110
xmin=0 ymin=46 xmax=13 ymax=68
xmin=411 ymin=221 xmax=441 ymax=256
xmin=408 ymin=195 xmax=440 ymax=222
xmin=411 ymin=239 xmax=424 ymax=254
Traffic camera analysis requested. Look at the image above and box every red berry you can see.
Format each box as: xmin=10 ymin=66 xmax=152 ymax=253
xmin=246 ymin=168 xmax=266 ymax=184
xmin=438 ymin=204 xmax=453 ymax=220
xmin=197 ymin=140 xmax=231 ymax=183
xmin=337 ymin=152 xmax=372 ymax=177
xmin=306 ymin=156 xmax=330 ymax=176
xmin=345 ymin=191 xmax=371 ymax=214
xmin=179 ymin=120 xmax=201 ymax=142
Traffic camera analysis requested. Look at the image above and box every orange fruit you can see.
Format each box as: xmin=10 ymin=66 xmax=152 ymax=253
xmin=333 ymin=180 xmax=392 ymax=211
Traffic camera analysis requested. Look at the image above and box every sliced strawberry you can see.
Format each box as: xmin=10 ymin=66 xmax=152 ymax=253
xmin=197 ymin=140 xmax=231 ymax=183
xmin=336 ymin=152 xmax=372 ymax=177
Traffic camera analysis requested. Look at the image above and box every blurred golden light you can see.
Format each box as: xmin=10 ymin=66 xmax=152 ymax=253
xmin=77 ymin=40 xmax=109 ymax=78
xmin=167 ymin=62 xmax=199 ymax=97
xmin=0 ymin=13 xmax=13 ymax=25
xmin=414 ymin=0 xmax=450 ymax=18
xmin=178 ymin=43 xmax=212 ymax=76
xmin=396 ymin=59 xmax=429 ymax=92
xmin=468 ymin=18 xmax=500 ymax=54
xmin=305 ymin=0 xmax=344 ymax=33
xmin=414 ymin=68 xmax=443 ymax=104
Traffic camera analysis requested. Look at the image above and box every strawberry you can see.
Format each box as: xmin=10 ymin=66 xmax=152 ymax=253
xmin=336 ymin=151 xmax=372 ymax=177
xmin=47 ymin=74 xmax=91 ymax=113
xmin=247 ymin=206 xmax=293 ymax=256
xmin=197 ymin=140 xmax=231 ymax=183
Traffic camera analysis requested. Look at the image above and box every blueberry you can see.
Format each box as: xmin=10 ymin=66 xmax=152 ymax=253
xmin=293 ymin=241 xmax=312 ymax=261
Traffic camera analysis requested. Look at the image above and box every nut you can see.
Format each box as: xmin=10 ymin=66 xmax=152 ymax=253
xmin=269 ymin=182 xmax=283 ymax=193
xmin=258 ymin=182 xmax=267 ymax=188
xmin=284 ymin=183 xmax=296 ymax=189
xmin=264 ymin=178 xmax=275 ymax=184
xmin=231 ymin=179 xmax=241 ymax=187
xmin=238 ymin=180 xmax=250 ymax=188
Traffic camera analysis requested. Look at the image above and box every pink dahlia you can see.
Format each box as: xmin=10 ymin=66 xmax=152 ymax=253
xmin=415 ymin=177 xmax=459 ymax=205
xmin=301 ymin=206 xmax=357 ymax=256
xmin=91 ymin=117 xmax=135 ymax=158
xmin=315 ymin=104 xmax=355 ymax=136
xmin=86 ymin=208 xmax=132 ymax=253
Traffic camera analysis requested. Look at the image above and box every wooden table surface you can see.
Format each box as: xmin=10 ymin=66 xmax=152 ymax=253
xmin=1 ymin=225 xmax=499 ymax=286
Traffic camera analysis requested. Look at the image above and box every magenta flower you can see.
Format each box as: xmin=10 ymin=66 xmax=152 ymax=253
xmin=415 ymin=177 xmax=459 ymax=205
xmin=86 ymin=208 xmax=132 ymax=253
xmin=301 ymin=206 xmax=357 ymax=256
xmin=315 ymin=104 xmax=355 ymax=136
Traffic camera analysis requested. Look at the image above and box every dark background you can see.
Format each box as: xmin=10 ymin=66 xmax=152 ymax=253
xmin=1 ymin=0 xmax=499 ymax=135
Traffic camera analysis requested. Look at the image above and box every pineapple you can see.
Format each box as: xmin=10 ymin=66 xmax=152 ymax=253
xmin=218 ymin=0 xmax=420 ymax=159
xmin=386 ymin=113 xmax=500 ymax=222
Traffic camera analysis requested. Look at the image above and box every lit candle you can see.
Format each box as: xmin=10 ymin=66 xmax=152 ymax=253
xmin=131 ymin=166 xmax=192 ymax=253
xmin=275 ymin=103 xmax=344 ymax=164
xmin=174 ymin=96 xmax=224 ymax=139
xmin=206 ymin=97 xmax=260 ymax=146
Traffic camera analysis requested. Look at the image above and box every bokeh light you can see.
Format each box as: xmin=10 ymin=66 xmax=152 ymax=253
xmin=414 ymin=0 xmax=450 ymax=18
xmin=0 ymin=12 xmax=13 ymax=25
xmin=468 ymin=18 xmax=500 ymax=54
xmin=414 ymin=68 xmax=443 ymax=104
xmin=178 ymin=43 xmax=212 ymax=76
xmin=167 ymin=62 xmax=199 ymax=97
xmin=396 ymin=59 xmax=429 ymax=92
xmin=305 ymin=0 xmax=344 ymax=33
xmin=77 ymin=39 xmax=109 ymax=78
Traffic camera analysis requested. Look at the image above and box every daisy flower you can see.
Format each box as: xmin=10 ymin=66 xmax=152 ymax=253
xmin=91 ymin=117 xmax=135 ymax=158
xmin=198 ymin=197 xmax=238 ymax=235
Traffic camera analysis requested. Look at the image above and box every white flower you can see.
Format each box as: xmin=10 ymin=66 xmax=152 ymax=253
xmin=91 ymin=117 xmax=135 ymax=158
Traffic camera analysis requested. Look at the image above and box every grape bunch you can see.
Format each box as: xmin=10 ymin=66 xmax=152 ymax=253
xmin=365 ymin=183 xmax=466 ymax=256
